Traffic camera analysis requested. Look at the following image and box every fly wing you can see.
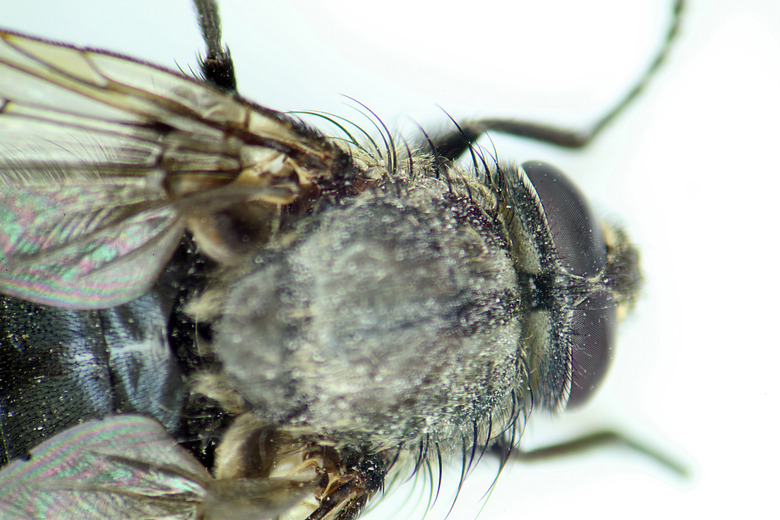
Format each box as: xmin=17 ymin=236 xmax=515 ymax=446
xmin=0 ymin=415 xmax=210 ymax=519
xmin=0 ymin=30 xmax=342 ymax=309
xmin=0 ymin=415 xmax=320 ymax=520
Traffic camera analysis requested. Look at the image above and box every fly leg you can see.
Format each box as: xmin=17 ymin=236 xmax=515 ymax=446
xmin=426 ymin=0 xmax=684 ymax=162
xmin=491 ymin=430 xmax=689 ymax=477
xmin=193 ymin=0 xmax=237 ymax=92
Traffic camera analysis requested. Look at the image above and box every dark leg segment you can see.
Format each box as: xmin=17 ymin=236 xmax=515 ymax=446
xmin=193 ymin=0 xmax=237 ymax=92
xmin=495 ymin=429 xmax=689 ymax=477
xmin=431 ymin=0 xmax=684 ymax=161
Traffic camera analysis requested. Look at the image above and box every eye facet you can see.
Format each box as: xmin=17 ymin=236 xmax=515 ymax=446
xmin=522 ymin=161 xmax=607 ymax=277
xmin=567 ymin=291 xmax=617 ymax=408
xmin=522 ymin=161 xmax=616 ymax=408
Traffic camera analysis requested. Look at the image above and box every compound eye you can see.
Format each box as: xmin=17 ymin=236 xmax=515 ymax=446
xmin=522 ymin=161 xmax=607 ymax=277
xmin=567 ymin=291 xmax=617 ymax=408
xmin=522 ymin=161 xmax=616 ymax=407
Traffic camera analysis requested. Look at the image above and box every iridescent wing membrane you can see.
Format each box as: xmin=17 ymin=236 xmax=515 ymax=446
xmin=0 ymin=415 xmax=314 ymax=519
xmin=0 ymin=416 xmax=209 ymax=519
xmin=0 ymin=30 xmax=341 ymax=309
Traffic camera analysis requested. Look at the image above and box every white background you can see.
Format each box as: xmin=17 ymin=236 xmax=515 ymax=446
xmin=4 ymin=0 xmax=779 ymax=518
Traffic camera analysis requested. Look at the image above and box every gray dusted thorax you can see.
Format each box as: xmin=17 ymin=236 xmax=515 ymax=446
xmin=213 ymin=164 xmax=526 ymax=450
